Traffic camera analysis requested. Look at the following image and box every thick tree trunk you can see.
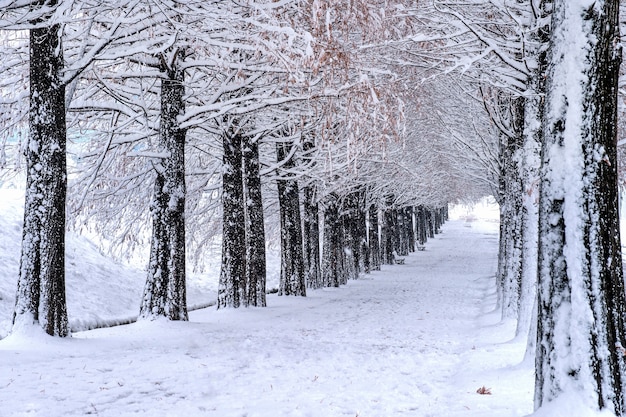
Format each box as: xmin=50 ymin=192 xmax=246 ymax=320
xmin=302 ymin=134 xmax=321 ymax=288
xmin=322 ymin=197 xmax=343 ymax=287
xmin=382 ymin=206 xmax=395 ymax=264
xmin=13 ymin=16 xmax=69 ymax=336
xmin=535 ymin=1 xmax=626 ymax=413
xmin=242 ymin=136 xmax=266 ymax=307
xmin=276 ymin=141 xmax=306 ymax=296
xmin=303 ymin=184 xmax=321 ymax=288
xmin=140 ymin=56 xmax=188 ymax=321
xmin=517 ymin=4 xmax=548 ymax=348
xmin=341 ymin=190 xmax=366 ymax=280
xmin=407 ymin=207 xmax=416 ymax=252
xmin=500 ymin=95 xmax=525 ymax=321
xmin=426 ymin=209 xmax=435 ymax=239
xmin=368 ymin=204 xmax=381 ymax=271
xmin=416 ymin=206 xmax=428 ymax=246
xmin=218 ymin=125 xmax=246 ymax=308
xmin=397 ymin=208 xmax=409 ymax=256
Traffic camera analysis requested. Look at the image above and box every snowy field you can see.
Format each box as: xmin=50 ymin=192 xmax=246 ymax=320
xmin=0 ymin=194 xmax=539 ymax=417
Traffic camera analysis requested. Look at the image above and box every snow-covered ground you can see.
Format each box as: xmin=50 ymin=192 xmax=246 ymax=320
xmin=0 ymin=193 xmax=539 ymax=417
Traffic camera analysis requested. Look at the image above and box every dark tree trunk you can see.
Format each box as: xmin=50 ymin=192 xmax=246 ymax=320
xmin=426 ymin=209 xmax=435 ymax=239
xmin=535 ymin=1 xmax=626 ymax=413
xmin=397 ymin=207 xmax=413 ymax=256
xmin=13 ymin=14 xmax=69 ymax=336
xmin=407 ymin=207 xmax=416 ymax=252
xmin=382 ymin=202 xmax=396 ymax=264
xmin=303 ymin=184 xmax=321 ymax=289
xmin=301 ymin=134 xmax=321 ymax=289
xmin=368 ymin=204 xmax=381 ymax=271
xmin=322 ymin=197 xmax=344 ymax=287
xmin=416 ymin=206 xmax=427 ymax=246
xmin=140 ymin=54 xmax=188 ymax=321
xmin=341 ymin=190 xmax=366 ymax=280
xmin=242 ymin=136 xmax=266 ymax=307
xmin=276 ymin=141 xmax=306 ymax=296
xmin=497 ymin=94 xmax=525 ymax=321
xmin=218 ymin=124 xmax=246 ymax=308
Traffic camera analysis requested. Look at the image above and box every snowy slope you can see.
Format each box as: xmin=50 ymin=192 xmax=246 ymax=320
xmin=0 ymin=189 xmax=220 ymax=338
xmin=0 ymin=199 xmax=540 ymax=417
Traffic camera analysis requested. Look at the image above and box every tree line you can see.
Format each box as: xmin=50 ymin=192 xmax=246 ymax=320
xmin=3 ymin=0 xmax=626 ymax=415
xmin=0 ymin=2 xmax=457 ymax=333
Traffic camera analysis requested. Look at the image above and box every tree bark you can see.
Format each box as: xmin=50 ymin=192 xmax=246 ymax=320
xmin=140 ymin=54 xmax=188 ymax=321
xmin=368 ymin=204 xmax=381 ymax=271
xmin=416 ymin=206 xmax=428 ymax=246
xmin=382 ymin=207 xmax=395 ymax=264
xmin=322 ymin=196 xmax=344 ymax=287
xmin=303 ymin=184 xmax=321 ymax=289
xmin=218 ymin=123 xmax=246 ymax=308
xmin=498 ymin=94 xmax=525 ymax=321
xmin=13 ymin=12 xmax=69 ymax=336
xmin=242 ymin=135 xmax=267 ymax=307
xmin=535 ymin=1 xmax=626 ymax=413
xmin=276 ymin=141 xmax=306 ymax=296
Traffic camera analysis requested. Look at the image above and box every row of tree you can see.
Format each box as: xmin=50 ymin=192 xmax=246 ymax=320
xmin=402 ymin=0 xmax=626 ymax=414
xmin=0 ymin=2 xmax=462 ymax=335
xmin=5 ymin=0 xmax=625 ymax=414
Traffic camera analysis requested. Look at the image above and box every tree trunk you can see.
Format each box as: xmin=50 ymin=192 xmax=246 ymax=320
xmin=13 ymin=14 xmax=69 ymax=337
xmin=242 ymin=135 xmax=266 ymax=307
xmin=407 ymin=207 xmax=416 ymax=252
xmin=322 ymin=197 xmax=343 ymax=287
xmin=218 ymin=124 xmax=246 ymax=308
xmin=382 ymin=205 xmax=395 ymax=264
xmin=516 ymin=2 xmax=549 ymax=349
xmin=303 ymin=184 xmax=321 ymax=289
xmin=499 ymin=95 xmax=525 ymax=321
xmin=368 ymin=204 xmax=381 ymax=271
xmin=276 ymin=141 xmax=306 ymax=296
xmin=416 ymin=206 xmax=427 ymax=246
xmin=302 ymin=134 xmax=321 ymax=289
xmin=341 ymin=190 xmax=366 ymax=280
xmin=535 ymin=1 xmax=626 ymax=413
xmin=140 ymin=55 xmax=188 ymax=321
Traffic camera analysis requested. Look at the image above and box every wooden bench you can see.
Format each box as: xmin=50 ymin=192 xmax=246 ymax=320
xmin=395 ymin=257 xmax=405 ymax=265
xmin=416 ymin=245 xmax=425 ymax=251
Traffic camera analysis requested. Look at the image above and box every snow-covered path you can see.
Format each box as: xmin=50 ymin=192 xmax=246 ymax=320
xmin=0 ymin=218 xmax=534 ymax=417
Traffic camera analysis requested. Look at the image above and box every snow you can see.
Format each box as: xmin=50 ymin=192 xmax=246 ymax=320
xmin=0 ymin=193 xmax=542 ymax=416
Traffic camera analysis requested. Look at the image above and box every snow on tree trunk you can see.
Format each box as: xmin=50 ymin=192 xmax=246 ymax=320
xmin=517 ymin=3 xmax=549 ymax=346
xmin=416 ymin=206 xmax=428 ymax=246
xmin=368 ymin=204 xmax=381 ymax=271
xmin=498 ymin=95 xmax=525 ymax=321
xmin=382 ymin=206 xmax=395 ymax=265
xmin=426 ymin=209 xmax=435 ymax=239
xmin=140 ymin=53 xmax=188 ymax=321
xmin=13 ymin=16 xmax=69 ymax=337
xmin=303 ymin=184 xmax=321 ymax=289
xmin=242 ymin=135 xmax=267 ymax=307
xmin=534 ymin=0 xmax=626 ymax=413
xmin=407 ymin=207 xmax=416 ymax=253
xmin=397 ymin=207 xmax=410 ymax=256
xmin=322 ymin=196 xmax=344 ymax=287
xmin=302 ymin=132 xmax=321 ymax=289
xmin=276 ymin=141 xmax=306 ymax=296
xmin=341 ymin=190 xmax=366 ymax=280
xmin=218 ymin=123 xmax=247 ymax=308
